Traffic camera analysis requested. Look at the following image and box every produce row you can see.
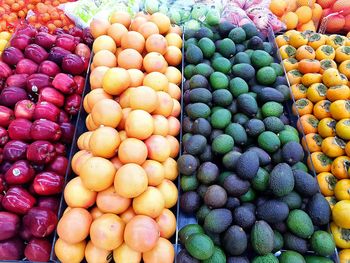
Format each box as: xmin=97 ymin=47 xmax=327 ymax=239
xmin=176 ymin=23 xmax=337 ymax=262
xmin=278 ymin=30 xmax=350 ymax=261
xmin=0 ymin=22 xmax=92 ymax=261
xmin=52 ymin=11 xmax=183 ymax=263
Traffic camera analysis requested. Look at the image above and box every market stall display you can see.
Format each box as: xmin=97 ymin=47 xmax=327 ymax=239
xmin=277 ymin=29 xmax=350 ymax=261
xmin=53 ymin=11 xmax=182 ymax=263
xmin=0 ymin=0 xmax=350 ymax=262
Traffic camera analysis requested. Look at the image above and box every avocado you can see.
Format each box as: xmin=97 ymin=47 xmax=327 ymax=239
xmin=192 ymin=118 xmax=212 ymax=137
xmin=284 ymin=232 xmax=308 ymax=254
xmin=211 ymin=109 xmax=232 ymax=129
xmin=217 ymin=38 xmax=236 ymax=58
xmin=197 ymin=184 xmax=209 ymax=199
xmin=195 ymin=27 xmax=214 ymax=40
xmin=227 ymin=101 xmax=238 ymax=115
xmin=233 ymin=113 xmax=250 ymax=126
xmin=210 ymin=71 xmax=229 ymax=90
xmin=189 ymin=74 xmax=209 ymax=89
xmin=273 ymin=76 xmax=288 ymax=87
xmin=183 ymin=116 xmax=193 ymax=133
xmin=263 ymin=42 xmax=273 ymax=54
xmin=184 ymin=64 xmax=196 ymax=79
xmin=226 ymin=197 xmax=240 ymax=210
xmin=198 ymin=37 xmax=216 ymax=58
xmin=181 ymin=175 xmax=199 ymax=192
xmin=232 ymin=63 xmax=256 ymax=81
xmin=251 ymin=50 xmax=273 ymax=69
xmin=280 ymin=114 xmax=290 ymax=125
xmin=240 ymin=187 xmax=256 ymax=202
xmin=251 ymin=220 xmax=274 ymax=255
xmin=234 ymin=52 xmax=251 ymax=64
xmin=235 ymin=44 xmax=246 ymax=53
xmin=242 ymin=23 xmax=258 ymax=38
xmin=256 ymin=199 xmax=289 ymax=223
xmin=223 ymin=225 xmax=247 ymax=256
xmin=237 ymin=93 xmax=258 ymax=117
xmin=258 ymin=87 xmax=285 ymax=103
xmin=177 ymin=249 xmax=200 ymax=263
xmin=197 ymin=162 xmax=219 ymax=185
xmin=223 ymin=173 xmax=250 ymax=197
xmin=184 ymin=134 xmax=207 ymax=155
xmin=252 ymin=253 xmax=279 ymax=263
xmin=183 ymin=133 xmax=193 ymax=144
xmin=271 ymin=148 xmax=283 ymax=165
xmin=287 ymin=209 xmax=314 ymax=238
xmin=180 ymin=191 xmax=201 ymax=213
xmin=270 ymin=62 xmax=284 ymax=76
xmin=211 ymin=52 xmax=223 ymax=60
xmin=219 ymin=21 xmax=236 ymax=37
xmin=263 ymin=116 xmax=285 ymax=133
xmin=204 ymin=208 xmax=232 ymax=233
xmin=278 ymin=130 xmax=300 ymax=145
xmin=196 ymin=205 xmax=211 ymax=224
xmin=200 ymin=145 xmax=213 ymax=162
xmin=247 ymin=36 xmax=264 ymax=50
xmin=193 ymin=63 xmax=214 ymax=77
xmin=186 ymin=103 xmax=211 ymax=119
xmin=210 ymin=129 xmax=224 ymax=142
xmin=225 ymin=123 xmax=247 ymax=146
xmin=235 ymin=151 xmax=260 ymax=180
xmin=275 ymin=84 xmax=291 ymax=101
xmin=212 ymin=134 xmax=234 ymax=155
xmin=211 ymin=57 xmax=231 ymax=74
xmin=228 ymin=27 xmax=246 ymax=44
xmin=229 ymin=77 xmax=249 ymax=97
xmin=261 ymin=101 xmax=284 ymax=118
xmin=222 ymin=151 xmax=241 ymax=170
xmin=179 ymin=224 xmax=205 ymax=245
xmin=279 ymin=251 xmax=306 ymax=263
xmin=232 ymin=205 xmax=256 ymax=229
xmin=247 ymin=147 xmax=271 ymax=166
xmin=305 ymin=193 xmax=331 ymax=226
xmin=258 ymin=131 xmax=281 ymax=153
xmin=184 ymin=30 xmax=196 ymax=40
xmin=278 ymin=191 xmax=302 ymax=209
xmin=205 ymin=230 xmax=221 ymax=246
xmin=273 ymin=230 xmax=284 ymax=252
xmin=212 ymin=89 xmax=233 ymax=106
xmin=310 ymin=230 xmax=336 ymax=257
xmin=185 ymin=233 xmax=214 ymax=260
xmin=256 ymin=66 xmax=277 ymax=86
xmin=282 ymin=141 xmax=305 ymax=165
xmin=269 ymin=163 xmax=295 ymax=197
xmin=245 ymin=119 xmax=265 ymax=137
xmin=293 ymin=170 xmax=319 ymax=197
xmin=304 ymin=256 xmax=334 ymax=263
xmin=273 ymin=221 xmax=288 ymax=234
xmin=177 ymin=154 xmax=199 ymax=175
xmin=204 ymin=185 xmax=227 ymax=209
xmin=252 ymin=167 xmax=270 ymax=191
xmin=292 ymin=162 xmax=308 ymax=172
xmin=228 ymin=256 xmax=250 ymax=263
xmin=202 ymin=246 xmax=226 ymax=263
xmin=186 ymin=44 xmax=204 ymax=64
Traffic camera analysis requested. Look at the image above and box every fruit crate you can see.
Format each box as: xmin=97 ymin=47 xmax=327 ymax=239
xmin=175 ymin=27 xmax=340 ymax=262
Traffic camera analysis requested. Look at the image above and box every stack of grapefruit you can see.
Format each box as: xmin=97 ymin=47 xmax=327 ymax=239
xmin=54 ymin=11 xmax=182 ymax=263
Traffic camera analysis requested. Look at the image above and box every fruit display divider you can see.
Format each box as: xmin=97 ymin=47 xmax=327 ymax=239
xmin=174 ymin=27 xmax=340 ymax=262
xmin=272 ymin=30 xmax=341 ymax=262
xmin=47 ymin=57 xmax=93 ymax=263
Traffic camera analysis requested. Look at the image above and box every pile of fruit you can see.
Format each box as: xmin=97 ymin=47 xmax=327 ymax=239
xmin=54 ymin=11 xmax=182 ymax=263
xmin=270 ymin=0 xmax=350 ymax=33
xmin=0 ymin=0 xmax=75 ymax=33
xmin=0 ymin=23 xmax=91 ymax=261
xmin=177 ymin=22 xmax=335 ymax=262
xmin=278 ymin=30 xmax=350 ymax=259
